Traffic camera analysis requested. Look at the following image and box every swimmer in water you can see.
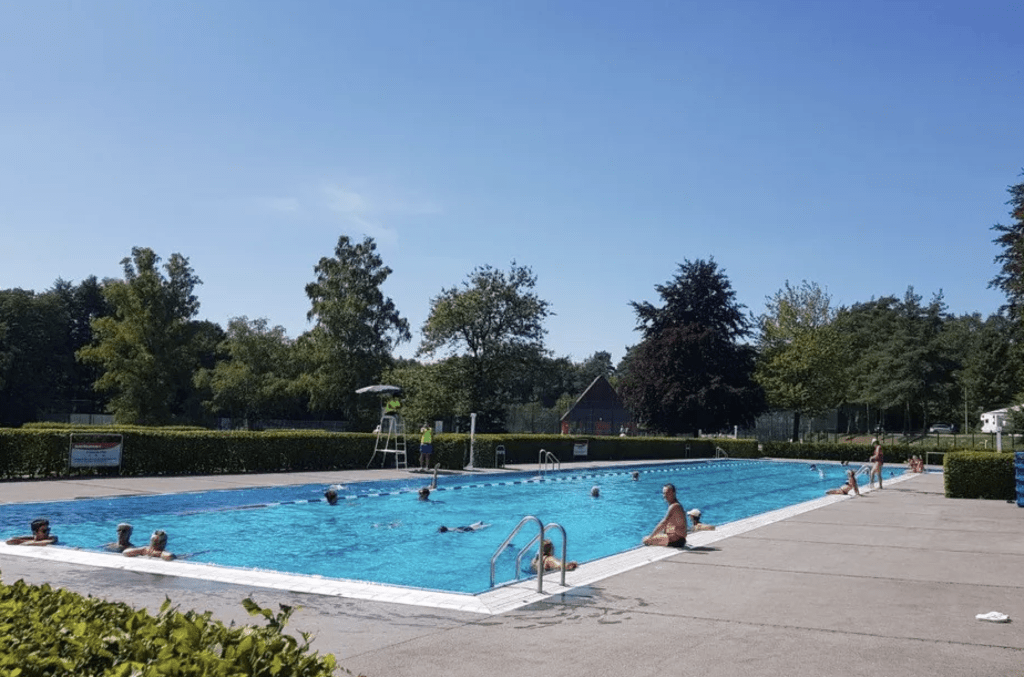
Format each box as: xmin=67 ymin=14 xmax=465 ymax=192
xmin=438 ymin=521 xmax=489 ymax=533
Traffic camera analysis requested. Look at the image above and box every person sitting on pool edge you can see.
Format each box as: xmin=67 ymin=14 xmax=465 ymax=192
xmin=687 ymin=508 xmax=715 ymax=531
xmin=103 ymin=523 xmax=136 ymax=552
xmin=6 ymin=518 xmax=58 ymax=546
xmin=826 ymin=469 xmax=861 ymax=496
xmin=123 ymin=530 xmax=175 ymax=560
xmin=531 ymin=539 xmax=578 ymax=572
xmin=642 ymin=483 xmax=688 ymax=548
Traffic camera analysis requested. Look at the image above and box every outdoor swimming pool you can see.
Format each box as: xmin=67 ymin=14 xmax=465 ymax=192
xmin=0 ymin=460 xmax=872 ymax=594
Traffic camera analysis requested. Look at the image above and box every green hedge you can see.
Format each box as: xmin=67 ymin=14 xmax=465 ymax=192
xmin=943 ymin=451 xmax=1016 ymax=500
xmin=0 ymin=574 xmax=346 ymax=676
xmin=0 ymin=428 xmax=762 ymax=479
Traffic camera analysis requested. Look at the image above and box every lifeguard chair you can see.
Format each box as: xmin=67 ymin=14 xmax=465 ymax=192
xmin=357 ymin=385 xmax=408 ymax=469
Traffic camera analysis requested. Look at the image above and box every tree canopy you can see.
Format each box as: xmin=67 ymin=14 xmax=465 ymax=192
xmin=619 ymin=259 xmax=765 ymax=435
xmin=755 ymin=280 xmax=845 ymax=440
xmin=990 ymin=171 xmax=1024 ymax=321
xmin=77 ymin=247 xmax=203 ymax=424
xmin=418 ymin=262 xmax=552 ymax=431
xmin=299 ymin=235 xmax=410 ymax=426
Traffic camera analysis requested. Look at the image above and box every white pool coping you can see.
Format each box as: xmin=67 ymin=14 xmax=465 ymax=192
xmin=0 ymin=472 xmax=914 ymax=615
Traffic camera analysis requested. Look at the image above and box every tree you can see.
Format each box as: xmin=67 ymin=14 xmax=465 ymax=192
xmin=989 ymin=171 xmax=1024 ymax=320
xmin=78 ymin=247 xmax=203 ymax=424
xmin=196 ymin=317 xmax=298 ymax=425
xmin=755 ymin=280 xmax=845 ymax=441
xmin=50 ymin=276 xmax=113 ymax=412
xmin=945 ymin=313 xmax=1021 ymax=430
xmin=834 ymin=288 xmax=956 ymax=432
xmin=300 ymin=236 xmax=410 ymax=427
xmin=575 ymin=351 xmax=616 ymax=391
xmin=618 ymin=259 xmax=765 ymax=435
xmin=418 ymin=262 xmax=552 ymax=432
xmin=0 ymin=289 xmax=68 ymax=425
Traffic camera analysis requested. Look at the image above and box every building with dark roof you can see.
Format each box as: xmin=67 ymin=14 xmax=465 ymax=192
xmin=560 ymin=375 xmax=635 ymax=436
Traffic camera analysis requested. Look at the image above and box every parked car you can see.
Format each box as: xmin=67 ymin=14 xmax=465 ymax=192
xmin=928 ymin=423 xmax=956 ymax=434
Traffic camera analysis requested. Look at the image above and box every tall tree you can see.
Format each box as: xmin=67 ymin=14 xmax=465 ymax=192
xmin=835 ymin=288 xmax=956 ymax=432
xmin=989 ymin=171 xmax=1024 ymax=320
xmin=755 ymin=280 xmax=845 ymax=441
xmin=196 ymin=317 xmax=298 ymax=425
xmin=944 ymin=313 xmax=1019 ymax=430
xmin=619 ymin=259 xmax=765 ymax=435
xmin=575 ymin=350 xmax=616 ymax=392
xmin=78 ymin=247 xmax=203 ymax=424
xmin=0 ymin=289 xmax=68 ymax=425
xmin=51 ymin=276 xmax=112 ymax=412
xmin=300 ymin=235 xmax=409 ymax=427
xmin=418 ymin=262 xmax=552 ymax=432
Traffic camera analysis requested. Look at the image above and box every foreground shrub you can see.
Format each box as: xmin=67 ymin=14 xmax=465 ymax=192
xmin=0 ymin=574 xmax=349 ymax=676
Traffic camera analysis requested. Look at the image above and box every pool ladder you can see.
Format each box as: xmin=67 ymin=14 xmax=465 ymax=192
xmin=538 ymin=449 xmax=560 ymax=477
xmin=715 ymin=446 xmax=728 ymax=459
xmin=490 ymin=516 xmax=568 ymax=592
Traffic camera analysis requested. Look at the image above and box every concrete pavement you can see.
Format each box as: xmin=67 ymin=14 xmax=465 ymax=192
xmin=1 ymin=467 xmax=1022 ymax=677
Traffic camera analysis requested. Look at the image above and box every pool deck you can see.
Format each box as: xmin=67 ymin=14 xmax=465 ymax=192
xmin=2 ymin=462 xmax=1022 ymax=677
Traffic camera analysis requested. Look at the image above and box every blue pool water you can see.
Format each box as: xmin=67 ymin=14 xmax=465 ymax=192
xmin=0 ymin=460 xmax=869 ymax=594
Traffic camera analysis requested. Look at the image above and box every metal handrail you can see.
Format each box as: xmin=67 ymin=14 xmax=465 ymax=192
xmin=490 ymin=517 xmax=569 ymax=592
xmin=543 ymin=522 xmax=568 ymax=588
xmin=537 ymin=449 xmax=560 ymax=476
xmin=514 ymin=532 xmax=543 ymax=581
xmin=715 ymin=446 xmax=728 ymax=458
xmin=490 ymin=516 xmax=543 ymax=588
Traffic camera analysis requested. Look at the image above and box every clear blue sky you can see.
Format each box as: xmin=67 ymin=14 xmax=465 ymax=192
xmin=2 ymin=1 xmax=1021 ymax=365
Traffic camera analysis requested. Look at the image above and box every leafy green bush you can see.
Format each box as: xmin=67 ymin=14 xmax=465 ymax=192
xmin=0 ymin=574 xmax=349 ymax=676
xmin=943 ymin=451 xmax=1015 ymax=500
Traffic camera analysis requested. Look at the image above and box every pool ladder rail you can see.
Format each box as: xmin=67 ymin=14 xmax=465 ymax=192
xmin=490 ymin=516 xmax=568 ymax=592
xmin=538 ymin=449 xmax=560 ymax=477
xmin=367 ymin=414 xmax=408 ymax=469
xmin=715 ymin=446 xmax=728 ymax=459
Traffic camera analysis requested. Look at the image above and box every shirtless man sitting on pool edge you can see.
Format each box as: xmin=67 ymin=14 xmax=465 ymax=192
xmin=642 ymin=483 xmax=688 ymax=548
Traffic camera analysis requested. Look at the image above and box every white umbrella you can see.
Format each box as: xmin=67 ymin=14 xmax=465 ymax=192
xmin=355 ymin=384 xmax=402 ymax=395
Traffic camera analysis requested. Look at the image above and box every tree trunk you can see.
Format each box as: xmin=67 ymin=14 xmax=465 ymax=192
xmin=791 ymin=411 xmax=801 ymax=442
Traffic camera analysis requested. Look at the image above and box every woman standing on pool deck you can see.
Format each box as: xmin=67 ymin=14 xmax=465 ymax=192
xmin=869 ymin=438 xmax=884 ymax=489
xmin=642 ymin=484 xmax=688 ymax=547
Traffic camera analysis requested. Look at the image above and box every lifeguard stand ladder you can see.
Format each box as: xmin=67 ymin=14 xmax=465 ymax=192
xmin=367 ymin=412 xmax=408 ymax=469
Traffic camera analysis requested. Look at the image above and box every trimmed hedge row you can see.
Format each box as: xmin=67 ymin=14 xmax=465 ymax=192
xmin=943 ymin=451 xmax=1016 ymax=501
xmin=0 ymin=428 xmax=763 ymax=479
xmin=0 ymin=574 xmax=344 ymax=676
